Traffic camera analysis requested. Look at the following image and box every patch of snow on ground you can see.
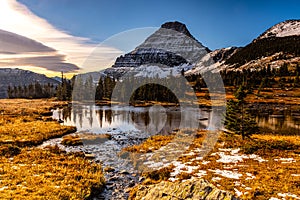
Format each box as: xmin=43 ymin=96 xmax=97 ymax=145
xmin=194 ymin=170 xmax=207 ymax=177
xmin=234 ymin=188 xmax=243 ymax=196
xmin=216 ymin=152 xmax=246 ymax=163
xmin=245 ymin=172 xmax=256 ymax=180
xmin=209 ymin=169 xmax=243 ymax=179
xmin=168 ymin=160 xmax=199 ymax=180
xmin=278 ymin=192 xmax=300 ymax=199
xmin=215 ymin=148 xmax=266 ymax=163
xmin=212 ymin=177 xmax=222 ymax=182
xmin=0 ymin=186 xmax=8 ymax=191
xmin=143 ymin=160 xmax=165 ymax=168
xmin=274 ymin=157 xmax=295 ymax=164
xmin=292 ymin=174 xmax=300 ymax=177
xmin=201 ymin=161 xmax=210 ymax=165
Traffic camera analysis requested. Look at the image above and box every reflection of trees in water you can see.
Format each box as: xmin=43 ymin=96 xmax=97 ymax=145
xmin=96 ymin=109 xmax=103 ymax=128
xmin=71 ymin=105 xmax=83 ymax=128
xmin=275 ymin=118 xmax=285 ymax=129
xmin=105 ymin=109 xmax=112 ymax=125
xmin=88 ymin=105 xmax=93 ymax=127
xmin=130 ymin=109 xmax=182 ymax=134
xmin=254 ymin=111 xmax=300 ymax=134
xmin=61 ymin=105 xmax=208 ymax=134
xmin=62 ymin=107 xmax=71 ymax=121
xmin=78 ymin=110 xmax=83 ymax=128
xmin=142 ymin=111 xmax=150 ymax=127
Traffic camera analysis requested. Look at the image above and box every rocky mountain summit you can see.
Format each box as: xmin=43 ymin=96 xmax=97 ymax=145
xmin=103 ymin=21 xmax=210 ymax=78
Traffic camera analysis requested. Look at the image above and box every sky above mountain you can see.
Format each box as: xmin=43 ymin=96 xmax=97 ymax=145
xmin=0 ymin=0 xmax=299 ymax=77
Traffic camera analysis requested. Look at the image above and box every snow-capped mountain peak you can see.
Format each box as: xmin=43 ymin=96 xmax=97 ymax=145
xmin=258 ymin=20 xmax=300 ymax=39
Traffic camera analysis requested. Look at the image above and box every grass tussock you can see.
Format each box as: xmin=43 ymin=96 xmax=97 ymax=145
xmin=0 ymin=120 xmax=76 ymax=146
xmin=219 ymin=133 xmax=300 ymax=155
xmin=61 ymin=133 xmax=112 ymax=146
xmin=0 ymin=147 xmax=105 ymax=200
xmin=0 ymin=99 xmax=76 ymax=146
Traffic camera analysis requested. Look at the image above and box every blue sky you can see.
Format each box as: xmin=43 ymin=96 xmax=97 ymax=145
xmin=0 ymin=0 xmax=299 ymax=76
xmin=18 ymin=0 xmax=300 ymax=49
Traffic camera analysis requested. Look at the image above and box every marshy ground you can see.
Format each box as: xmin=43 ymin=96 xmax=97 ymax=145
xmin=0 ymin=99 xmax=105 ymax=199
xmin=1 ymin=98 xmax=300 ymax=199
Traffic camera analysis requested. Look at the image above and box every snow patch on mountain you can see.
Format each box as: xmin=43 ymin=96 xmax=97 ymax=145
xmin=258 ymin=20 xmax=300 ymax=39
xmin=134 ymin=64 xmax=192 ymax=78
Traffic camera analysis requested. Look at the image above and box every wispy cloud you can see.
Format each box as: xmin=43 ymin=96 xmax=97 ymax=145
xmin=0 ymin=0 xmax=123 ymax=73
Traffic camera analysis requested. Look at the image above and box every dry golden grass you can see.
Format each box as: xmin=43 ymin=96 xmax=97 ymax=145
xmin=0 ymin=99 xmax=75 ymax=146
xmin=0 ymin=99 xmax=67 ymax=118
xmin=0 ymin=120 xmax=76 ymax=146
xmin=196 ymin=133 xmax=300 ymax=199
xmin=253 ymin=134 xmax=300 ymax=146
xmin=0 ymin=146 xmax=105 ymax=200
xmin=0 ymin=99 xmax=105 ymax=199
xmin=123 ymin=135 xmax=175 ymax=153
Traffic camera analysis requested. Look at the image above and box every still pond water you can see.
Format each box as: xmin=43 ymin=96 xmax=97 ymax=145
xmin=52 ymin=104 xmax=300 ymax=135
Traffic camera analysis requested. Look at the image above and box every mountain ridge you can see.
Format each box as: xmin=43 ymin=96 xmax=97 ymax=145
xmin=0 ymin=68 xmax=59 ymax=98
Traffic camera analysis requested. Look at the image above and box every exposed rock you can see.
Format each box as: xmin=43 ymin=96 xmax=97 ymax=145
xmin=129 ymin=178 xmax=239 ymax=200
xmin=161 ymin=21 xmax=195 ymax=39
xmin=211 ymin=47 xmax=239 ymax=62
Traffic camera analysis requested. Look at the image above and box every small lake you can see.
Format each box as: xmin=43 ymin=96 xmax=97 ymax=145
xmin=256 ymin=113 xmax=300 ymax=134
xmin=52 ymin=104 xmax=300 ymax=135
xmin=52 ymin=104 xmax=224 ymax=135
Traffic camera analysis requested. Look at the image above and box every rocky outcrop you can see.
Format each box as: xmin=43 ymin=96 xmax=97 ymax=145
xmin=112 ymin=48 xmax=188 ymax=68
xmin=211 ymin=47 xmax=239 ymax=62
xmin=161 ymin=21 xmax=196 ymax=40
xmin=129 ymin=178 xmax=239 ymax=200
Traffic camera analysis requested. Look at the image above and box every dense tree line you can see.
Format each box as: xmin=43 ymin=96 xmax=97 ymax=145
xmin=8 ymin=61 xmax=300 ymax=102
xmin=225 ymin=36 xmax=300 ymax=66
xmin=7 ymin=82 xmax=56 ymax=99
xmin=186 ymin=63 xmax=300 ymax=92
xmin=7 ymin=73 xmax=73 ymax=100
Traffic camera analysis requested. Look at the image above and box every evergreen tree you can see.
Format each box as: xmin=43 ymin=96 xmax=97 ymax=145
xmin=95 ymin=78 xmax=104 ymax=100
xmin=225 ymin=85 xmax=259 ymax=139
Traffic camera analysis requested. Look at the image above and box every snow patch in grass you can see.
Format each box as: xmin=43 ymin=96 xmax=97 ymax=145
xmin=278 ymin=192 xmax=300 ymax=199
xmin=234 ymin=188 xmax=243 ymax=196
xmin=274 ymin=157 xmax=295 ymax=164
xmin=194 ymin=170 xmax=207 ymax=177
xmin=212 ymin=176 xmax=222 ymax=182
xmin=209 ymin=169 xmax=243 ymax=179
